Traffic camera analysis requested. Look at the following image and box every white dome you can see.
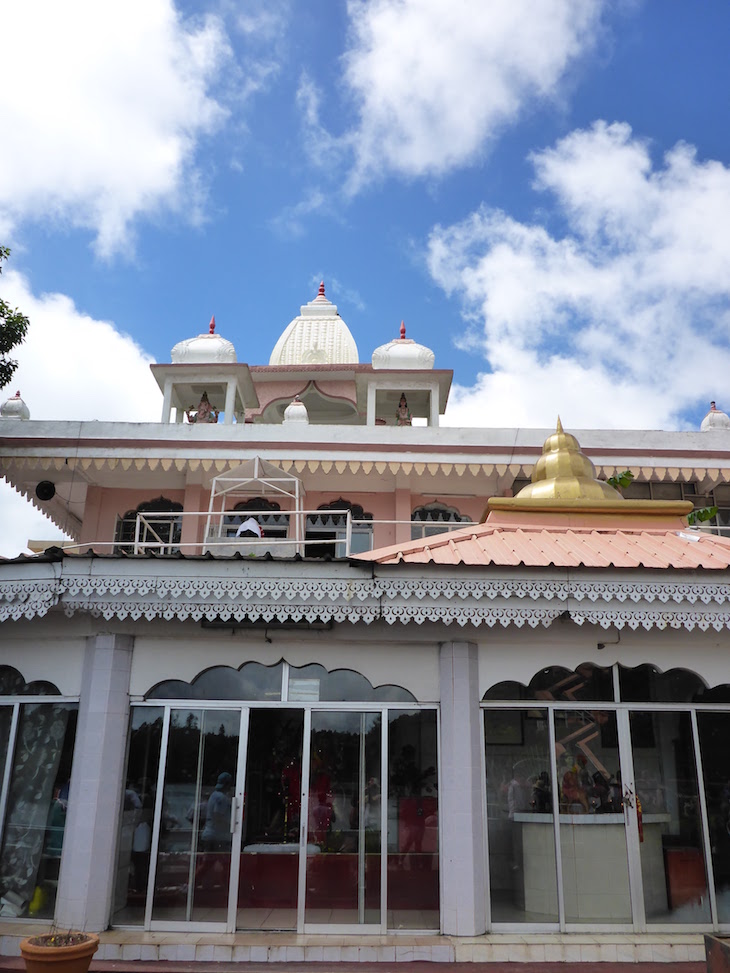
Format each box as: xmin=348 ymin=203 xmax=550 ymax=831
xmin=0 ymin=390 xmax=30 ymax=420
xmin=372 ymin=322 xmax=435 ymax=370
xmin=701 ymin=402 xmax=730 ymax=431
xmin=171 ymin=316 xmax=237 ymax=364
xmin=269 ymin=283 xmax=359 ymax=366
xmin=282 ymin=396 xmax=309 ymax=425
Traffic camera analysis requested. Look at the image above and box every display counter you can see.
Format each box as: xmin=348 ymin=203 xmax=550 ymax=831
xmin=513 ymin=812 xmax=669 ymax=921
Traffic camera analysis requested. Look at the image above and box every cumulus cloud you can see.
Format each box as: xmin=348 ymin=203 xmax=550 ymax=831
xmin=0 ymin=1 xmax=231 ymax=258
xmin=315 ymin=0 xmax=605 ymax=189
xmin=430 ymin=122 xmax=730 ymax=430
xmin=0 ymin=270 xmax=159 ymax=557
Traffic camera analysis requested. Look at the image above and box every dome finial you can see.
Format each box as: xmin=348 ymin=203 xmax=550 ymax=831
xmin=209 ymin=315 xmax=216 ymax=335
xmin=556 ymin=416 xmax=564 ymax=434
xmin=400 ymin=320 xmax=406 ymax=340
xmin=318 ymin=281 xmax=325 ymax=297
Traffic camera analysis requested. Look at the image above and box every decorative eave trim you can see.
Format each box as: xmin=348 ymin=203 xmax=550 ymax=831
xmin=4 ymin=454 xmax=730 ymax=482
xmin=2 ymin=572 xmax=730 ymax=630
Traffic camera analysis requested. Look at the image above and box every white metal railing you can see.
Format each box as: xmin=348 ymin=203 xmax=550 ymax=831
xmin=62 ymin=510 xmax=479 ymax=558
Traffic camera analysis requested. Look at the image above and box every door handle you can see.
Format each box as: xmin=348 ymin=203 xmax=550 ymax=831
xmin=622 ymin=786 xmax=634 ymax=809
xmin=230 ymin=796 xmax=238 ymax=834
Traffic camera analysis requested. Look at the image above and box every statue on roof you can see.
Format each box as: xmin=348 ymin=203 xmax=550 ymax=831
xmin=186 ymin=391 xmax=219 ymax=424
xmin=396 ymin=393 xmax=412 ymax=426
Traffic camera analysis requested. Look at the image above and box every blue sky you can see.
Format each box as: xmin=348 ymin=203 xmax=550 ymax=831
xmin=2 ymin=0 xmax=730 ymax=551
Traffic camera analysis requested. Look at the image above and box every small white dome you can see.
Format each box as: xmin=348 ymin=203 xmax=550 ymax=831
xmin=0 ymin=390 xmax=30 ymax=420
xmin=171 ymin=316 xmax=237 ymax=364
xmin=269 ymin=283 xmax=359 ymax=366
xmin=283 ymin=396 xmax=309 ymax=425
xmin=701 ymin=402 xmax=730 ymax=431
xmin=372 ymin=322 xmax=435 ymax=370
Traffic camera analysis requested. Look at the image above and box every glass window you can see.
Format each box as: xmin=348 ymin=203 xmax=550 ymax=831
xmin=697 ymin=712 xmax=730 ymax=923
xmin=619 ymin=665 xmax=707 ymax=703
xmin=631 ymin=711 xmax=710 ymax=923
xmin=484 ymin=708 xmax=558 ymax=923
xmin=0 ymin=703 xmax=78 ymax=919
xmin=483 ymin=663 xmax=613 ymax=703
xmin=146 ymin=662 xmax=283 ymax=701
xmin=387 ymin=709 xmax=439 ymax=929
xmin=411 ymin=502 xmax=467 ymax=540
xmin=288 ymin=664 xmax=415 ymax=703
xmin=238 ymin=710 xmax=304 ymax=930
xmin=113 ymin=707 xmax=164 ymax=924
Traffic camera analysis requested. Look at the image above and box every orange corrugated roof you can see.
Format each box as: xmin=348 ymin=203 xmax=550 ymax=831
xmin=357 ymin=523 xmax=730 ymax=570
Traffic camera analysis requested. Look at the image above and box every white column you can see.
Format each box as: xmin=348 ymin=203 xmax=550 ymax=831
xmin=223 ymin=381 xmax=236 ymax=425
xmin=429 ymin=383 xmax=440 ymax=427
xmin=161 ymin=378 xmax=173 ymax=423
xmin=366 ymin=384 xmax=376 ymax=425
xmin=55 ymin=634 xmax=134 ymax=931
xmin=439 ymin=640 xmax=487 ymax=935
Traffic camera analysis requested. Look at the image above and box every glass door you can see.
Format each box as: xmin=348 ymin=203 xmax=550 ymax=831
xmin=237 ymin=709 xmax=305 ymax=930
xmin=149 ymin=708 xmax=243 ymax=928
xmin=303 ymin=711 xmax=382 ymax=928
xmin=629 ymin=710 xmax=710 ymax=924
xmin=554 ymin=709 xmax=633 ymax=925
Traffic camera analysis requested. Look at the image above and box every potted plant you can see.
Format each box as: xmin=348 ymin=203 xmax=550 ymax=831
xmin=19 ymin=930 xmax=99 ymax=973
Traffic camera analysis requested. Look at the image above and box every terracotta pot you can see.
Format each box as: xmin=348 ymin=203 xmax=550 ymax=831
xmin=19 ymin=933 xmax=99 ymax=973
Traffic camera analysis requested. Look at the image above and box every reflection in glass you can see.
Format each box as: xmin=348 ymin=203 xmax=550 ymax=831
xmin=113 ymin=708 xmax=163 ymax=924
xmin=147 ymin=662 xmax=283 ymax=701
xmin=238 ymin=710 xmax=304 ymax=930
xmin=631 ymin=711 xmax=709 ymax=922
xmin=151 ymin=709 xmax=239 ymax=923
xmin=305 ymin=711 xmax=381 ymax=925
xmin=0 ymin=703 xmax=78 ymax=919
xmin=484 ymin=708 xmax=558 ymax=923
xmin=387 ymin=709 xmax=439 ymax=929
xmin=697 ymin=712 xmax=730 ymax=922
xmin=554 ymin=709 xmax=631 ymax=923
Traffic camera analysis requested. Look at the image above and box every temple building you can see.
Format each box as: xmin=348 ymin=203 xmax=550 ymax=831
xmin=2 ymin=285 xmax=730 ymax=963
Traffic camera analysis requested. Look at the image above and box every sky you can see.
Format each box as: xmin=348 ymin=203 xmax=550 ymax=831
xmin=2 ymin=0 xmax=730 ymax=554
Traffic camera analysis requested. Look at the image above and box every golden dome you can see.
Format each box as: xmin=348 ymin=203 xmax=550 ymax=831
xmin=516 ymin=418 xmax=622 ymax=502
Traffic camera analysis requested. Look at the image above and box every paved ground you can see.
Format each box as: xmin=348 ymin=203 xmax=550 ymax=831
xmin=0 ymin=961 xmax=709 ymax=973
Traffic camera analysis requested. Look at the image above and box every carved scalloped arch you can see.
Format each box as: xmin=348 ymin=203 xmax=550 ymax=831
xmin=146 ymin=659 xmax=415 ymax=703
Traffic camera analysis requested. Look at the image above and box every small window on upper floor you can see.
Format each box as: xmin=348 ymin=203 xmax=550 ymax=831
xmin=411 ymin=502 xmax=468 ymax=540
xmin=115 ymin=497 xmax=183 ymax=555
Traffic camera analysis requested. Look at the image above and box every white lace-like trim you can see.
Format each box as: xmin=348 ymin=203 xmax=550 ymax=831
xmin=2 ymin=574 xmax=730 ymax=629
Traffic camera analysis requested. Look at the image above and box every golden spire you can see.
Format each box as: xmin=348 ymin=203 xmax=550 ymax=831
xmin=516 ymin=417 xmax=621 ymax=502
xmin=483 ymin=419 xmax=694 ymax=523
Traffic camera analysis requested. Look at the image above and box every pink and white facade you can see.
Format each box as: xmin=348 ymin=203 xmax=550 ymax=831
xmin=2 ymin=287 xmax=730 ymax=962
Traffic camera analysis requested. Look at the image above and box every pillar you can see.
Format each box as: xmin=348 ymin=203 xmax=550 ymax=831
xmin=439 ymin=640 xmax=487 ymax=935
xmin=223 ymin=381 xmax=236 ymax=425
xmin=55 ymin=634 xmax=134 ymax=931
xmin=161 ymin=377 xmax=173 ymax=423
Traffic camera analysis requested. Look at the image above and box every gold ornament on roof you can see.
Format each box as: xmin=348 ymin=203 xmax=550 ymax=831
xmin=515 ymin=417 xmax=622 ymax=502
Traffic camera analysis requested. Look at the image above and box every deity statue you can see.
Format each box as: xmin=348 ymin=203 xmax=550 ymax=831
xmin=186 ymin=391 xmax=219 ymax=424
xmin=396 ymin=393 xmax=412 ymax=426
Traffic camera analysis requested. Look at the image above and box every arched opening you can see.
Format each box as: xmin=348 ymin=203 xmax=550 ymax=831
xmin=411 ymin=501 xmax=468 ymax=540
xmin=115 ymin=497 xmax=183 ymax=554
xmin=306 ymin=498 xmax=373 ymax=557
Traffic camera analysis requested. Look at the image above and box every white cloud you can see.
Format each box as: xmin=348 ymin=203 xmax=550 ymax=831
xmin=430 ymin=122 xmax=730 ymax=430
xmin=330 ymin=0 xmax=605 ymax=189
xmin=0 ymin=1 xmax=231 ymax=258
xmin=0 ymin=270 xmax=159 ymax=558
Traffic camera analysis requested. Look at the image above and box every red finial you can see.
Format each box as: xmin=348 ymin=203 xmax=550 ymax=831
xmin=711 ymin=401 xmax=718 ymax=411
xmin=209 ymin=315 xmax=216 ymax=335
xmin=318 ymin=281 xmax=325 ymax=297
xmin=13 ymin=391 xmax=20 ymax=398
xmin=400 ymin=320 xmax=406 ymax=340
